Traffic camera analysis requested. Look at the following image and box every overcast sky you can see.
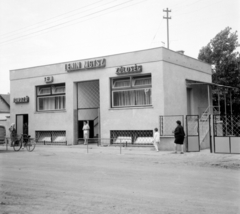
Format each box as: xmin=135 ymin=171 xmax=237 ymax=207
xmin=0 ymin=0 xmax=239 ymax=94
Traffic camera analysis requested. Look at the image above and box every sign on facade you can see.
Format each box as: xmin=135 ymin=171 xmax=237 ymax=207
xmin=44 ymin=76 xmax=54 ymax=83
xmin=14 ymin=96 xmax=29 ymax=104
xmin=116 ymin=64 xmax=142 ymax=75
xmin=65 ymin=58 xmax=106 ymax=72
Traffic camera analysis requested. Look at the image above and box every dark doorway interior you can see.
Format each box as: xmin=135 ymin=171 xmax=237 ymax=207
xmin=78 ymin=120 xmax=94 ymax=139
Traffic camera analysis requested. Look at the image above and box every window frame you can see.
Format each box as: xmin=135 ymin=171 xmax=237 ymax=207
xmin=111 ymin=74 xmax=152 ymax=108
xmin=36 ymin=83 xmax=66 ymax=112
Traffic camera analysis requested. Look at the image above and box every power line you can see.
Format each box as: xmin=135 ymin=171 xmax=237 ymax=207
xmin=0 ymin=0 xmax=105 ymax=38
xmin=150 ymin=19 xmax=163 ymax=46
xmin=0 ymin=25 xmax=156 ymax=58
xmin=0 ymin=0 xmax=134 ymax=45
xmin=0 ymin=1 xmax=124 ymax=40
xmin=0 ymin=0 xmax=147 ymax=46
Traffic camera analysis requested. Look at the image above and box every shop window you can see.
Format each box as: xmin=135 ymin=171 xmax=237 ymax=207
xmin=111 ymin=75 xmax=152 ymax=108
xmin=36 ymin=84 xmax=65 ymax=111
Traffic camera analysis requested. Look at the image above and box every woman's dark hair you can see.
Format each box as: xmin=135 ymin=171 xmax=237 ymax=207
xmin=154 ymin=128 xmax=158 ymax=131
xmin=176 ymin=120 xmax=181 ymax=125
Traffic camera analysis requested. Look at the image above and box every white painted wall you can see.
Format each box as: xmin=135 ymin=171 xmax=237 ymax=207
xmin=10 ymin=47 xmax=212 ymax=146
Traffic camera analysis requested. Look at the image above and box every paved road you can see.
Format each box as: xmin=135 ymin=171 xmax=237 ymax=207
xmin=0 ymin=145 xmax=240 ymax=214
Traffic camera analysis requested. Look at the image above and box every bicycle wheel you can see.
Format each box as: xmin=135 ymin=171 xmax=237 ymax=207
xmin=13 ymin=140 xmax=22 ymax=151
xmin=26 ymin=139 xmax=36 ymax=152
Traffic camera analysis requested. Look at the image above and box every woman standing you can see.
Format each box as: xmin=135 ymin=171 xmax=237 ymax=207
xmin=82 ymin=121 xmax=90 ymax=145
xmin=173 ymin=120 xmax=185 ymax=154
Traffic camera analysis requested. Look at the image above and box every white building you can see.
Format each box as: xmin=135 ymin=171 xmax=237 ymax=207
xmin=9 ymin=47 xmax=212 ymax=150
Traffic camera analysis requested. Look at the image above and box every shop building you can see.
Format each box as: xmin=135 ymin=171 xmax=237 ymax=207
xmin=9 ymin=47 xmax=212 ymax=149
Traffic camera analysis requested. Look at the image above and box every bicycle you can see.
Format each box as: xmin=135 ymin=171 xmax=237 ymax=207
xmin=12 ymin=134 xmax=36 ymax=152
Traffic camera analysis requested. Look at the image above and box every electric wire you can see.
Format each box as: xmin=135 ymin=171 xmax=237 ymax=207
xmin=0 ymin=0 xmax=115 ymax=39
xmin=0 ymin=0 xmax=141 ymax=45
xmin=150 ymin=19 xmax=163 ymax=46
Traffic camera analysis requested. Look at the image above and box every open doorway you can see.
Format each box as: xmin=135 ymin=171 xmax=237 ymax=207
xmin=16 ymin=114 xmax=28 ymax=135
xmin=78 ymin=120 xmax=94 ymax=139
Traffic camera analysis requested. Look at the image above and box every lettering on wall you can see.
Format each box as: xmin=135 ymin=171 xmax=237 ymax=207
xmin=44 ymin=76 xmax=54 ymax=83
xmin=116 ymin=64 xmax=142 ymax=75
xmin=65 ymin=58 xmax=106 ymax=72
xmin=14 ymin=96 xmax=29 ymax=104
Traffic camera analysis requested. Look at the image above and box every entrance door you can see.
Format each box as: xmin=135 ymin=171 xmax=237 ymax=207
xmin=16 ymin=114 xmax=28 ymax=135
xmin=186 ymin=115 xmax=200 ymax=152
xmin=77 ymin=80 xmax=100 ymax=142
xmin=78 ymin=120 xmax=94 ymax=139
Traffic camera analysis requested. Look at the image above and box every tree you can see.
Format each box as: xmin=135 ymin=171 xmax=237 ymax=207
xmin=198 ymin=27 xmax=240 ymax=114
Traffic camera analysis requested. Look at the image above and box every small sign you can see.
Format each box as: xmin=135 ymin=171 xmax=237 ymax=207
xmin=44 ymin=76 xmax=54 ymax=83
xmin=65 ymin=58 xmax=106 ymax=72
xmin=116 ymin=64 xmax=142 ymax=75
xmin=14 ymin=96 xmax=29 ymax=104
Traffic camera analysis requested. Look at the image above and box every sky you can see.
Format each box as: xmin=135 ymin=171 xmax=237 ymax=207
xmin=0 ymin=0 xmax=239 ymax=94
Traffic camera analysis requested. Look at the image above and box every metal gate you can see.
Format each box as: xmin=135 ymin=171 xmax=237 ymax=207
xmin=213 ymin=115 xmax=240 ymax=154
xmin=186 ymin=115 xmax=200 ymax=152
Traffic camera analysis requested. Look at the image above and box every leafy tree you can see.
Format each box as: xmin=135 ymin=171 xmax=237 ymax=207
xmin=198 ymin=27 xmax=240 ymax=114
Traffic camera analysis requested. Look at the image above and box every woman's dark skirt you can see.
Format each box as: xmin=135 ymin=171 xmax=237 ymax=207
xmin=174 ymin=136 xmax=184 ymax=145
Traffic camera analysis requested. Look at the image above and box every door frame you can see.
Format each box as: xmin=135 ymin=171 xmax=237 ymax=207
xmin=16 ymin=114 xmax=28 ymax=135
xmin=186 ymin=115 xmax=200 ymax=152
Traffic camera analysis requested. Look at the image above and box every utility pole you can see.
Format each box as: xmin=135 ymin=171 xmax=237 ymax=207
xmin=163 ymin=8 xmax=171 ymax=49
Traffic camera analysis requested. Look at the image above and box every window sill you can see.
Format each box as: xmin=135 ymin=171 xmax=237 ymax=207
xmin=109 ymin=106 xmax=153 ymax=110
xmin=35 ymin=110 xmax=66 ymax=114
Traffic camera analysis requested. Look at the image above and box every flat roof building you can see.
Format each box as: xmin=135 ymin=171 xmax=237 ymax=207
xmin=10 ymin=47 xmax=212 ymax=149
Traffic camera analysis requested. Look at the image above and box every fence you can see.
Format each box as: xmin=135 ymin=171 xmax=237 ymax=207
xmin=213 ymin=115 xmax=240 ymax=154
xmin=159 ymin=115 xmax=184 ymax=136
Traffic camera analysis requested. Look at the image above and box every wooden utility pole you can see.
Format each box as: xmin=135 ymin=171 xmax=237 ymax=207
xmin=163 ymin=8 xmax=171 ymax=49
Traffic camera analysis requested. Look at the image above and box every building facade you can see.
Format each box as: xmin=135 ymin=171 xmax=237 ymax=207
xmin=10 ymin=47 xmax=212 ymax=148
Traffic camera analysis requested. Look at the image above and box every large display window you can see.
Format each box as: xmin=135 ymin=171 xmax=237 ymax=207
xmin=111 ymin=74 xmax=152 ymax=108
xmin=36 ymin=83 xmax=65 ymax=111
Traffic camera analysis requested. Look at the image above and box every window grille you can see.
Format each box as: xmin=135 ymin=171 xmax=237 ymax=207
xmin=110 ymin=130 xmax=153 ymax=145
xmin=36 ymin=131 xmax=67 ymax=145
